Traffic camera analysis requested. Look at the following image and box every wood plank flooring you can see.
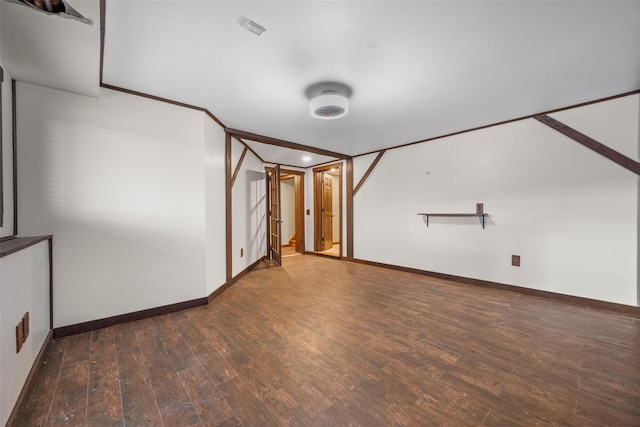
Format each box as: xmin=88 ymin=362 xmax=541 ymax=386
xmin=11 ymin=255 xmax=640 ymax=426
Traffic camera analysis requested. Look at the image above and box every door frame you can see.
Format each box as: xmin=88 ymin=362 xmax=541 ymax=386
xmin=313 ymin=162 xmax=343 ymax=256
xmin=266 ymin=167 xmax=305 ymax=257
xmin=268 ymin=165 xmax=282 ymax=265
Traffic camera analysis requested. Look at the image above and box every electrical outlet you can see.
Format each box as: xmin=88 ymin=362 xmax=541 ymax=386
xmin=512 ymin=255 xmax=521 ymax=267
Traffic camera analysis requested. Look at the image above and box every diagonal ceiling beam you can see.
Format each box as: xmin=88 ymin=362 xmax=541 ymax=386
xmin=225 ymin=128 xmax=350 ymax=160
xmin=534 ymin=114 xmax=640 ymax=175
xmin=235 ymin=137 xmax=265 ymax=163
xmin=230 ymin=146 xmax=248 ymax=188
xmin=353 ymin=150 xmax=386 ymax=196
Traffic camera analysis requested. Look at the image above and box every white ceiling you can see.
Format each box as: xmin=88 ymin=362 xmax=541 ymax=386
xmin=1 ymin=0 xmax=100 ymax=97
xmin=3 ymin=1 xmax=640 ymax=167
xmin=240 ymin=138 xmax=340 ymax=169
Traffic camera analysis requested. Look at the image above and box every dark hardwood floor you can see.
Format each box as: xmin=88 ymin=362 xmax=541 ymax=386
xmin=11 ymin=255 xmax=640 ymax=426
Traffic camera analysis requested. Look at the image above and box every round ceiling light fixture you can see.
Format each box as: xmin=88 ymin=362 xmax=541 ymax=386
xmin=310 ymin=91 xmax=349 ymax=120
xmin=306 ymin=82 xmax=352 ymax=120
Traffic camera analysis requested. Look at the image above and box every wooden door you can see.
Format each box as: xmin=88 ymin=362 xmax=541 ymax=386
xmin=323 ymin=174 xmax=333 ymax=250
xmin=269 ymin=165 xmax=282 ymax=265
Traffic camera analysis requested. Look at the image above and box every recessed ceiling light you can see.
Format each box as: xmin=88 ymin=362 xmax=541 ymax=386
xmin=240 ymin=17 xmax=266 ymax=36
xmin=302 ymin=156 xmax=312 ymax=162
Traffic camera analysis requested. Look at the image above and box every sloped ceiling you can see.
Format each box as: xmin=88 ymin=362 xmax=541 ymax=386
xmin=1 ymin=0 xmax=100 ymax=97
xmin=3 ymin=1 xmax=640 ymax=167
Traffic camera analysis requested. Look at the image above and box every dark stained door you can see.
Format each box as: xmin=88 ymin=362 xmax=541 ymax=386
xmin=269 ymin=165 xmax=282 ymax=265
xmin=323 ymin=174 xmax=333 ymax=250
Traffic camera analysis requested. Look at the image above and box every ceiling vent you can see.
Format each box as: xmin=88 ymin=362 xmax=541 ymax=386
xmin=306 ymin=82 xmax=352 ymax=120
xmin=240 ymin=18 xmax=266 ymax=36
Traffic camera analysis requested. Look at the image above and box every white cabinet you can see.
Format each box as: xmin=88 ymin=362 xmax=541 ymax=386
xmin=0 ymin=237 xmax=51 ymax=427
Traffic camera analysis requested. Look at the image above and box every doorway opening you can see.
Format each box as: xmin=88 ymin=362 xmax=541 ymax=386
xmin=313 ymin=162 xmax=342 ymax=257
xmin=266 ymin=166 xmax=305 ymax=263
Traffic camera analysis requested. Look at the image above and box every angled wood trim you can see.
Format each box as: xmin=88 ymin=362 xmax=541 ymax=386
xmin=353 ymin=150 xmax=386 ymax=196
xmin=349 ymin=258 xmax=640 ymax=318
xmin=100 ymin=83 xmax=226 ymax=128
xmin=355 ymin=89 xmax=640 ymax=158
xmin=236 ymin=137 xmax=265 ymax=163
xmin=225 ymin=128 xmax=350 ymax=159
xmin=225 ymin=133 xmax=233 ymax=282
xmin=534 ymin=114 xmax=640 ymax=175
xmin=203 ymin=109 xmax=226 ymax=129
xmin=346 ymin=158 xmax=354 ymax=260
xmin=230 ymin=146 xmax=248 ymax=188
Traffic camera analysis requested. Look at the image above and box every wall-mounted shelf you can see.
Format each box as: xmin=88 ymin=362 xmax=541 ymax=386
xmin=417 ymin=213 xmax=488 ymax=229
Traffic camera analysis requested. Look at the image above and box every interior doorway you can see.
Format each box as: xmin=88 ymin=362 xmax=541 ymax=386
xmin=268 ymin=165 xmax=282 ymax=265
xmin=266 ymin=167 xmax=305 ymax=261
xmin=313 ymin=162 xmax=342 ymax=257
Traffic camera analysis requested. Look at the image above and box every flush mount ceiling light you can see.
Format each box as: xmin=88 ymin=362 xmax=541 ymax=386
xmin=310 ymin=91 xmax=349 ymax=120
xmin=306 ymin=82 xmax=352 ymax=120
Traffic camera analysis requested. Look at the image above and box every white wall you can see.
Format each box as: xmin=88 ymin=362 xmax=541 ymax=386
xmin=0 ymin=241 xmax=50 ymax=426
xmin=353 ymin=95 xmax=639 ymax=306
xmin=281 ymin=177 xmax=295 ymax=243
xmin=231 ymin=140 xmax=266 ymax=276
xmin=0 ymin=62 xmax=14 ymax=238
xmin=204 ymin=118 xmax=227 ymax=295
xmin=16 ymin=83 xmax=212 ymax=327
